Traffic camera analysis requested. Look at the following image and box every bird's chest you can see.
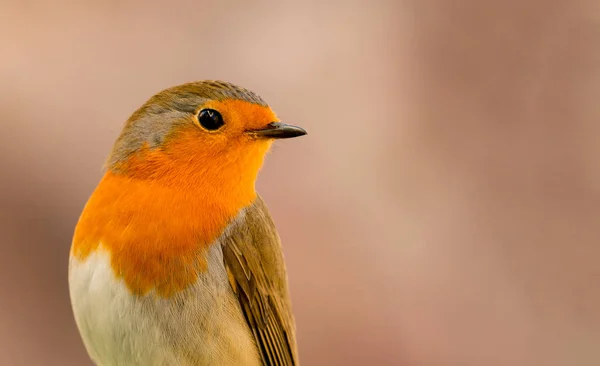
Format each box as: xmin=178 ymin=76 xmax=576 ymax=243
xmin=68 ymin=245 xmax=260 ymax=366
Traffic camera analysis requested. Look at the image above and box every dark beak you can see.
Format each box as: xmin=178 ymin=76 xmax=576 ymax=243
xmin=247 ymin=122 xmax=307 ymax=139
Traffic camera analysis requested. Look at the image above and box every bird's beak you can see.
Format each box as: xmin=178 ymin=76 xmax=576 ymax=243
xmin=246 ymin=122 xmax=307 ymax=139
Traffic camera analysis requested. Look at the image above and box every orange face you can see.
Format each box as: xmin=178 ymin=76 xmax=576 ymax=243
xmin=117 ymin=99 xmax=277 ymax=186
xmin=172 ymin=99 xmax=277 ymax=161
xmin=195 ymin=98 xmax=280 ymax=139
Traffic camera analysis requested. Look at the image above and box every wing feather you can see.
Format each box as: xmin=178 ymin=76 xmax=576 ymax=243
xmin=222 ymin=196 xmax=298 ymax=365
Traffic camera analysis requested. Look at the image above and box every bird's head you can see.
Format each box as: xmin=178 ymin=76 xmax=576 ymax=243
xmin=107 ymin=80 xmax=306 ymax=193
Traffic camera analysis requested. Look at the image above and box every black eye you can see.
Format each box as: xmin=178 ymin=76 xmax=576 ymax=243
xmin=197 ymin=109 xmax=224 ymax=131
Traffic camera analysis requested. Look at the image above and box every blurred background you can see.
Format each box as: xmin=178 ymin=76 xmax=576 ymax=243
xmin=2 ymin=0 xmax=600 ymax=365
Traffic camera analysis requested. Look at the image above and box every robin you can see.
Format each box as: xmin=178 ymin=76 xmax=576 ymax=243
xmin=68 ymin=80 xmax=306 ymax=366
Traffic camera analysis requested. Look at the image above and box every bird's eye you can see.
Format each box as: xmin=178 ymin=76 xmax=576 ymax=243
xmin=197 ymin=109 xmax=224 ymax=131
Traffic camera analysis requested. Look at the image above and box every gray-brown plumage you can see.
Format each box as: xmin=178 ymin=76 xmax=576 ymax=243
xmin=223 ymin=196 xmax=299 ymax=365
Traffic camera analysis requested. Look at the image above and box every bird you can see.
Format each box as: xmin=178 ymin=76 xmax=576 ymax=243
xmin=68 ymin=80 xmax=306 ymax=366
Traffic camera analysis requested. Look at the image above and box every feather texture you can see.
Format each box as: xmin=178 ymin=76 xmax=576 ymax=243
xmin=222 ymin=196 xmax=299 ymax=365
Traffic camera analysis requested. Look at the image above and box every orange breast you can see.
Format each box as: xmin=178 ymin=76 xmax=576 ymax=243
xmin=72 ymin=126 xmax=272 ymax=297
xmin=72 ymin=172 xmax=215 ymax=297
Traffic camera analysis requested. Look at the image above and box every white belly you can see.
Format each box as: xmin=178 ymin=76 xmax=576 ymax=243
xmin=68 ymin=243 xmax=260 ymax=366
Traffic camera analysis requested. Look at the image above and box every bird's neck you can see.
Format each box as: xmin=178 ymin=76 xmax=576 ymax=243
xmin=71 ymin=142 xmax=270 ymax=297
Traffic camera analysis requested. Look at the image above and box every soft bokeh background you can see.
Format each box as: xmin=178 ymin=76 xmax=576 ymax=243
xmin=2 ymin=0 xmax=600 ymax=365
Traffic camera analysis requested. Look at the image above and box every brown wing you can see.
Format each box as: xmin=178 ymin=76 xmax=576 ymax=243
xmin=222 ymin=195 xmax=299 ymax=366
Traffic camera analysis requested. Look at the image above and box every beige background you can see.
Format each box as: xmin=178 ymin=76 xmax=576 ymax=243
xmin=2 ymin=1 xmax=600 ymax=365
